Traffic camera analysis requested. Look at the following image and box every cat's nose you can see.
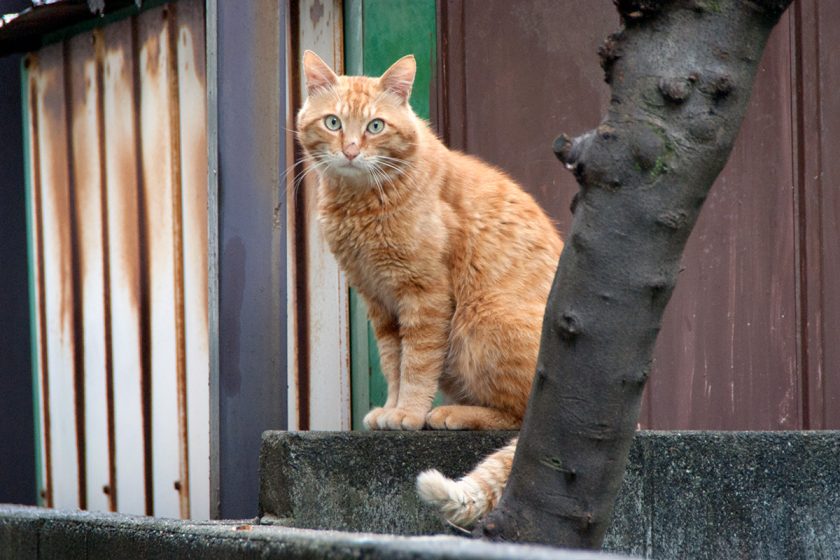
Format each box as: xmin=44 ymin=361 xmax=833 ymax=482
xmin=343 ymin=143 xmax=360 ymax=161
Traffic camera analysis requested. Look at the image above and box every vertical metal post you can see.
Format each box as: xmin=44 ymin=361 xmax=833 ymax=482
xmin=208 ymin=0 xmax=288 ymax=519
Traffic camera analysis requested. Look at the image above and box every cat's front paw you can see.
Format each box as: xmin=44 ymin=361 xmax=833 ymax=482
xmin=367 ymin=407 xmax=426 ymax=430
xmin=363 ymin=407 xmax=388 ymax=430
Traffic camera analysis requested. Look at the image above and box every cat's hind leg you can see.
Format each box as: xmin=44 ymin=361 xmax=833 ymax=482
xmin=425 ymin=405 xmax=521 ymax=430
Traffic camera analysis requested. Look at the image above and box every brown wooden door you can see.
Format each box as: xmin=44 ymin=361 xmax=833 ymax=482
xmin=434 ymin=0 xmax=840 ymax=430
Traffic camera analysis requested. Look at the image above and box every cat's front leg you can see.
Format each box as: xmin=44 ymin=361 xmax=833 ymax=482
xmin=374 ymin=292 xmax=451 ymax=430
xmin=360 ymin=297 xmax=402 ymax=430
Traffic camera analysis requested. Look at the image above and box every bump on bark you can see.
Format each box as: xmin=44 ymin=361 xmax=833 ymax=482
xmin=687 ymin=116 xmax=718 ymax=143
xmin=553 ymin=134 xmax=574 ymax=165
xmin=570 ymin=231 xmax=589 ymax=253
xmin=597 ymin=32 xmax=624 ymax=84
xmin=631 ymin=125 xmax=666 ymax=173
xmin=540 ymin=455 xmax=577 ymax=481
xmin=554 ymin=132 xmax=595 ymax=183
xmin=710 ymin=74 xmax=734 ymax=99
xmin=658 ymin=76 xmax=693 ymax=104
xmin=621 ymin=363 xmax=651 ymax=386
xmin=655 ymin=209 xmax=688 ymax=231
xmin=569 ymin=191 xmax=581 ymax=215
xmin=646 ymin=273 xmax=676 ymax=306
xmin=555 ymin=311 xmax=581 ymax=343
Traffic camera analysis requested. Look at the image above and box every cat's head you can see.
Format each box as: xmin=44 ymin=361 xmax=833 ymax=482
xmin=296 ymin=50 xmax=419 ymax=184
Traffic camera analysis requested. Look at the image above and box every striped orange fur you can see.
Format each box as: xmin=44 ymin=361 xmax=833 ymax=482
xmin=297 ymin=51 xmax=562 ymax=523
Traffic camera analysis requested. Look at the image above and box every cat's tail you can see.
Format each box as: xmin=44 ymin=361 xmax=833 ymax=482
xmin=416 ymin=437 xmax=517 ymax=527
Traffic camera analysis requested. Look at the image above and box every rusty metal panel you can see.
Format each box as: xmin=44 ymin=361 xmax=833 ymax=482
xmin=29 ymin=41 xmax=81 ymax=509
xmin=289 ymin=0 xmax=351 ymax=432
xmin=67 ymin=29 xmax=112 ymax=512
xmin=437 ymin=0 xmax=809 ymax=430
xmin=101 ymin=17 xmax=146 ymax=515
xmin=26 ymin=0 xmax=209 ymax=518
xmin=175 ymin=0 xmax=209 ymax=520
xmin=136 ymin=4 xmax=186 ymax=519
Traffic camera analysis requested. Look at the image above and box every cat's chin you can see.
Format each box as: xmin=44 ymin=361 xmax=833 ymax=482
xmin=327 ymin=164 xmax=371 ymax=182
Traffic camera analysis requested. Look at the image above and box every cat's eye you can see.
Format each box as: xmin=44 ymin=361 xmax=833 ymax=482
xmin=324 ymin=115 xmax=342 ymax=131
xmin=366 ymin=118 xmax=385 ymax=134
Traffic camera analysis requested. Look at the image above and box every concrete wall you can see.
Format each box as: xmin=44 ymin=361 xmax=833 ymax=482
xmin=260 ymin=431 xmax=840 ymax=559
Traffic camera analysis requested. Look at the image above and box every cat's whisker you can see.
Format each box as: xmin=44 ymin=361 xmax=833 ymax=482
xmin=371 ymin=154 xmax=416 ymax=171
xmin=284 ymin=157 xmax=329 ymax=198
xmin=373 ymin=161 xmax=410 ymax=181
xmin=281 ymin=154 xmax=326 ymax=188
xmin=281 ymin=154 xmax=321 ymax=180
xmin=367 ymin=165 xmax=388 ymax=203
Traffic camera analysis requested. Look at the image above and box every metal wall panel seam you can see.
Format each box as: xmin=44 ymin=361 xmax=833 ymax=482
xmin=67 ymin=29 xmax=113 ymax=512
xmin=163 ymin=1 xmax=192 ymax=519
xmin=205 ymin=0 xmax=221 ymax=521
xmin=35 ymin=42 xmax=80 ymax=509
xmin=129 ymin=14 xmax=155 ymax=516
xmin=61 ymin=36 xmax=88 ymax=512
xmin=176 ymin=0 xmax=210 ymax=521
xmin=137 ymin=5 xmax=184 ymax=519
xmin=92 ymin=26 xmax=118 ymax=512
xmin=21 ymin=54 xmax=51 ymax=508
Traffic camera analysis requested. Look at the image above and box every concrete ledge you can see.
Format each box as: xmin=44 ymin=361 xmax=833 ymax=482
xmin=260 ymin=430 xmax=517 ymax=534
xmin=0 ymin=505 xmax=630 ymax=559
xmin=260 ymin=430 xmax=840 ymax=559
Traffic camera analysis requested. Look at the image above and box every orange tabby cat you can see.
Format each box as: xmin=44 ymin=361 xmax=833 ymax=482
xmin=296 ymin=51 xmax=563 ymax=526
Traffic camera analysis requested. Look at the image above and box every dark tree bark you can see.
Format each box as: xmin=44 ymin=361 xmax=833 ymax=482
xmin=476 ymin=0 xmax=794 ymax=548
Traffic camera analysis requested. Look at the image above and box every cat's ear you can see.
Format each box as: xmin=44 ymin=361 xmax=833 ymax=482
xmin=303 ymin=50 xmax=339 ymax=96
xmin=379 ymin=54 xmax=416 ymax=103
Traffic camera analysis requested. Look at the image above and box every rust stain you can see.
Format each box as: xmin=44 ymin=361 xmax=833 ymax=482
xmin=39 ymin=42 xmax=82 ymax=508
xmin=94 ymin=26 xmax=118 ymax=513
xmin=62 ymin=37 xmax=88 ymax=511
xmin=130 ymin=13 xmax=154 ymax=518
xmin=165 ymin=3 xmax=191 ymax=520
xmin=143 ymin=31 xmax=161 ymax=78
xmin=178 ymin=23 xmax=208 ymax=330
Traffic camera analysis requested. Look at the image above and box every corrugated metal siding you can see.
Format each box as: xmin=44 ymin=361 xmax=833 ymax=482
xmin=24 ymin=0 xmax=209 ymax=518
xmin=287 ymin=0 xmax=351 ymax=432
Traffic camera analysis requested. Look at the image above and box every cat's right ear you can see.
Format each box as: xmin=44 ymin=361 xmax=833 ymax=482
xmin=379 ymin=54 xmax=416 ymax=104
xmin=303 ymin=50 xmax=339 ymax=96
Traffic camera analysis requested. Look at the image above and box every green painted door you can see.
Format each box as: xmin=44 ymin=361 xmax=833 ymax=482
xmin=345 ymin=0 xmax=437 ymax=429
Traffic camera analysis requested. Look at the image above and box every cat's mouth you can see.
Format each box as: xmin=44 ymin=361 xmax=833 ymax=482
xmin=330 ymin=159 xmax=367 ymax=177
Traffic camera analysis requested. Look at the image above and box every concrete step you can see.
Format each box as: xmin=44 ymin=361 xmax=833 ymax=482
xmin=259 ymin=430 xmax=840 ymax=559
xmin=0 ymin=505 xmax=632 ymax=560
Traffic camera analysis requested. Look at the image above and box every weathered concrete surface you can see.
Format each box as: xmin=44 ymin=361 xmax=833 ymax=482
xmin=0 ymin=505 xmax=631 ymax=559
xmin=260 ymin=431 xmax=517 ymax=534
xmin=260 ymin=430 xmax=840 ymax=559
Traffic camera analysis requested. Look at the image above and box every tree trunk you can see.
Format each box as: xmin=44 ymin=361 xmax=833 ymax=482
xmin=476 ymin=0 xmax=793 ymax=548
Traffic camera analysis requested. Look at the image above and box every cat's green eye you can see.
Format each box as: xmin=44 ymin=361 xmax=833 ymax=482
xmin=324 ymin=115 xmax=342 ymax=131
xmin=367 ymin=118 xmax=385 ymax=134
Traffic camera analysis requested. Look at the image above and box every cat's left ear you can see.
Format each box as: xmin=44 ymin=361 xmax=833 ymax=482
xmin=379 ymin=54 xmax=416 ymax=103
xmin=303 ymin=50 xmax=339 ymax=96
